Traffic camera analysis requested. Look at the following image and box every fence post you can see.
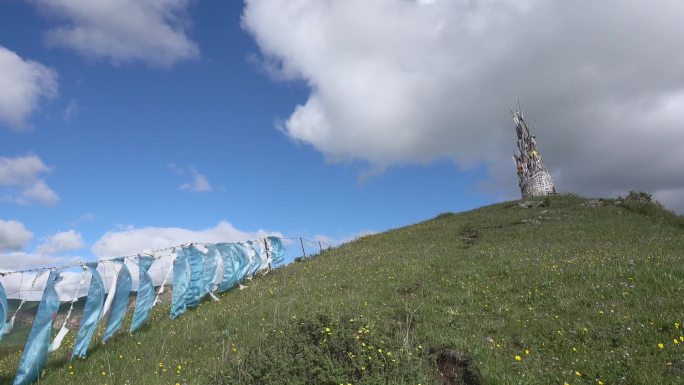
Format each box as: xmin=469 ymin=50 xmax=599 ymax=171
xmin=300 ymin=238 xmax=307 ymax=259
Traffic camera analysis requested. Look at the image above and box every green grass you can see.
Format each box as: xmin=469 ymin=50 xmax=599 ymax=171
xmin=0 ymin=326 xmax=30 ymax=357
xmin=1 ymin=194 xmax=683 ymax=384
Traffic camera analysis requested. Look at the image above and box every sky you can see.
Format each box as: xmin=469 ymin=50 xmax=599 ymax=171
xmin=1 ymin=0 xmax=683 ymax=272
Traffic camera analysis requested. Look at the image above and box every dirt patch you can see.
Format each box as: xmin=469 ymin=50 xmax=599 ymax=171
xmin=580 ymin=199 xmax=607 ymax=208
xmin=397 ymin=282 xmax=422 ymax=298
xmin=460 ymin=226 xmax=479 ymax=246
xmin=665 ymin=358 xmax=684 ymax=377
xmin=434 ymin=349 xmax=482 ymax=385
xmin=505 ymin=200 xmax=548 ymax=209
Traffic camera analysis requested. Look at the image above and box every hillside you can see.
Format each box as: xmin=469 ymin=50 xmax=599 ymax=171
xmin=1 ymin=194 xmax=683 ymax=385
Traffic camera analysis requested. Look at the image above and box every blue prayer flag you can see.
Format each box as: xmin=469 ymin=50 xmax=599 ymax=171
xmin=201 ymin=245 xmax=219 ymax=297
xmin=184 ymin=245 xmax=205 ymax=308
xmin=216 ymin=243 xmax=238 ymax=292
xmin=170 ymin=250 xmax=190 ymax=319
xmin=0 ymin=279 xmax=7 ymax=343
xmin=13 ymin=270 xmax=62 ymax=385
xmin=256 ymin=240 xmax=269 ymax=270
xmin=72 ymin=263 xmax=105 ymax=359
xmin=267 ymin=236 xmax=286 ymax=266
xmin=244 ymin=241 xmax=262 ymax=278
xmin=130 ymin=255 xmax=155 ymax=333
xmin=233 ymin=243 xmax=251 ymax=283
xmin=102 ymin=258 xmax=132 ymax=343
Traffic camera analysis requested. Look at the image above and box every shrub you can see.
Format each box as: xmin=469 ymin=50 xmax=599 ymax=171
xmin=620 ymin=191 xmax=684 ymax=228
xmin=625 ymin=191 xmax=653 ymax=204
xmin=215 ymin=314 xmax=425 ymax=385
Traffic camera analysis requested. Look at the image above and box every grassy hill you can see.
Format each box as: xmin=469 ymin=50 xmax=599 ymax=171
xmin=1 ymin=194 xmax=683 ymax=385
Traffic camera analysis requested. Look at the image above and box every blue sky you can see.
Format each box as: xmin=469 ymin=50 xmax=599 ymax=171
xmin=2 ymin=0 xmax=684 ymax=270
xmin=0 ymin=1 xmax=496 ymax=269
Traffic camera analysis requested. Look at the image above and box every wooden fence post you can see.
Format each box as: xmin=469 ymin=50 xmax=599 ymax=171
xmin=300 ymin=238 xmax=307 ymax=258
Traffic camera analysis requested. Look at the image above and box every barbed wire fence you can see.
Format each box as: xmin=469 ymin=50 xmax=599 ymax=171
xmin=281 ymin=237 xmax=332 ymax=262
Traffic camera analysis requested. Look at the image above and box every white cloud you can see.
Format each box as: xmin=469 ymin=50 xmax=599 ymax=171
xmin=169 ymin=164 xmax=212 ymax=192
xmin=0 ymin=252 xmax=81 ymax=273
xmin=0 ymin=221 xmax=85 ymax=294
xmin=16 ymin=179 xmax=60 ymax=205
xmin=92 ymin=220 xmax=281 ymax=257
xmin=180 ymin=169 xmax=212 ymax=192
xmin=0 ymin=154 xmax=59 ymax=205
xmin=0 ymin=219 xmax=34 ymax=252
xmin=63 ymin=98 xmax=78 ymax=121
xmin=243 ymin=0 xmax=684 ymax=211
xmin=36 ymin=229 xmax=85 ymax=254
xmin=0 ymin=224 xmax=84 ymax=297
xmin=0 ymin=154 xmax=50 ymax=185
xmin=0 ymin=46 xmax=58 ymax=130
xmin=30 ymin=0 xmax=199 ymax=67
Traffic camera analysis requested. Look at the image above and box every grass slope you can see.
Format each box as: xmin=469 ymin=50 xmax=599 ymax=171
xmin=1 ymin=194 xmax=683 ymax=385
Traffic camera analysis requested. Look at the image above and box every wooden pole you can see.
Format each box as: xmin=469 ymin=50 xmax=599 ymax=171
xmin=318 ymin=241 xmax=323 ymax=253
xmin=300 ymin=238 xmax=306 ymax=258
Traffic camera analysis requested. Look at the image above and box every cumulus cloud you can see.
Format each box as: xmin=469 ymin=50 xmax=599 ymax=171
xmin=36 ymin=229 xmax=86 ymax=254
xmin=29 ymin=0 xmax=199 ymax=67
xmin=243 ymin=0 xmax=684 ymax=212
xmin=17 ymin=179 xmax=60 ymax=205
xmin=0 ymin=46 xmax=58 ymax=129
xmin=0 ymin=223 xmax=84 ymax=294
xmin=169 ymin=163 xmax=212 ymax=192
xmin=0 ymin=154 xmax=59 ymax=205
xmin=92 ymin=220 xmax=281 ymax=257
xmin=0 ymin=219 xmax=34 ymax=252
xmin=0 ymin=220 xmax=84 ymax=283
